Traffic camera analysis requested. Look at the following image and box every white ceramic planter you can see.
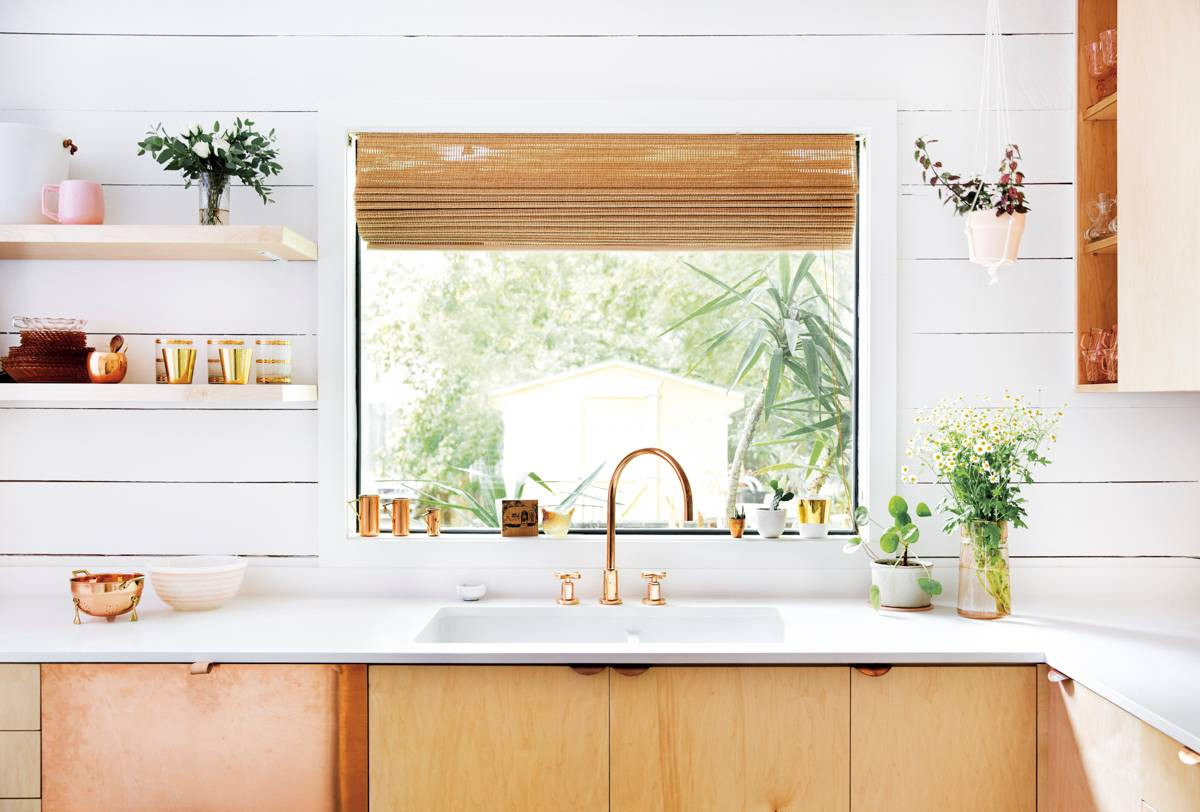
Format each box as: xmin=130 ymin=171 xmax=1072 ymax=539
xmin=870 ymin=560 xmax=933 ymax=610
xmin=795 ymin=496 xmax=831 ymax=539
xmin=964 ymin=210 xmax=1026 ymax=267
xmin=754 ymin=507 xmax=787 ymax=539
xmin=0 ymin=124 xmax=74 ymax=224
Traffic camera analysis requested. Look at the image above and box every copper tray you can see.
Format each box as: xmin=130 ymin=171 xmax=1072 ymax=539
xmin=70 ymin=569 xmax=144 ymax=624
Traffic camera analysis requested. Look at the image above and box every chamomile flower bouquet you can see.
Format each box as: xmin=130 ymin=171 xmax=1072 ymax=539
xmin=906 ymin=393 xmax=1062 ymax=619
xmin=137 ymin=119 xmax=281 ymax=225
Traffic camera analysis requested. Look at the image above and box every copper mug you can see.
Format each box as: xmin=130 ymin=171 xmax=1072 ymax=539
xmin=389 ymin=498 xmax=410 ymax=537
xmin=351 ymin=495 xmax=380 ymax=537
xmin=424 ymin=508 xmax=441 ymax=537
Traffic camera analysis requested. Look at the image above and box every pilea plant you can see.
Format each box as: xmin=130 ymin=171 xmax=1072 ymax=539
xmin=913 ymin=138 xmax=1030 ymax=217
xmin=843 ymin=495 xmax=943 ymax=611
xmin=768 ymin=479 xmax=794 ymax=511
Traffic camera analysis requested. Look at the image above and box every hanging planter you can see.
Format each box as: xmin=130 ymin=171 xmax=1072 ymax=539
xmin=913 ymin=0 xmax=1029 ymax=283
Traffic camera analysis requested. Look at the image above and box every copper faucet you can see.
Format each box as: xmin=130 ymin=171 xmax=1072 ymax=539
xmin=601 ymin=448 xmax=694 ymax=605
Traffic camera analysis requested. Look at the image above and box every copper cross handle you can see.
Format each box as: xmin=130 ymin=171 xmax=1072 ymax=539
xmin=556 ymin=571 xmax=581 ymax=605
xmin=641 ymin=571 xmax=667 ymax=606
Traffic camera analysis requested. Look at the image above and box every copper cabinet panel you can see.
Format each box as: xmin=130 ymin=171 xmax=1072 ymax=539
xmin=41 ymin=664 xmax=366 ymax=812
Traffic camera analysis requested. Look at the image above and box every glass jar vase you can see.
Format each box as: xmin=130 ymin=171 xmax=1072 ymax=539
xmin=198 ymin=171 xmax=231 ymax=225
xmin=957 ymin=520 xmax=1011 ymax=620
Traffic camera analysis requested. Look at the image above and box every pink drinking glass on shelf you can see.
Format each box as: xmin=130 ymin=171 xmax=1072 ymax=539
xmin=1087 ymin=40 xmax=1115 ymax=98
xmin=1099 ymin=28 xmax=1117 ymax=78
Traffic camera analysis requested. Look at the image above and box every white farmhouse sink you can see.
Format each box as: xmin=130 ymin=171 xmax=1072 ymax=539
xmin=414 ymin=605 xmax=785 ymax=644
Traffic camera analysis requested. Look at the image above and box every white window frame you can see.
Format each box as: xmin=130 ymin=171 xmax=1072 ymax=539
xmin=317 ymin=99 xmax=897 ymax=568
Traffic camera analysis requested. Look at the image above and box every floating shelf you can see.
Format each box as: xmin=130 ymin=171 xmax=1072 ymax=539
xmin=1083 ymin=234 xmax=1118 ymax=255
xmin=0 ymin=383 xmax=316 ymax=406
xmin=1075 ymin=383 xmax=1121 ymax=392
xmin=0 ymin=225 xmax=317 ymax=261
xmin=1083 ymin=92 xmax=1117 ymax=121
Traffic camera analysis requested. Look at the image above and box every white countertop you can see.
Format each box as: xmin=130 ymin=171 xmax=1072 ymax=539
xmin=3 ymin=585 xmax=1198 ymax=753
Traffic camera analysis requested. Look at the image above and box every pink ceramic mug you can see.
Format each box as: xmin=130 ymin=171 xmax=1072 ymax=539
xmin=41 ymin=180 xmax=105 ymax=224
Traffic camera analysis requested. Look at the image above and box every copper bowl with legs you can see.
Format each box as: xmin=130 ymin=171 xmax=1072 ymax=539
xmin=70 ymin=569 xmax=144 ymax=624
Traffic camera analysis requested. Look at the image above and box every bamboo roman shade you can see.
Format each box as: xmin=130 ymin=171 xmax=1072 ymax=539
xmin=354 ymin=133 xmax=858 ymax=250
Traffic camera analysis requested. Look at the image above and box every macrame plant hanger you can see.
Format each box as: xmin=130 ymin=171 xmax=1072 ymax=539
xmin=968 ymin=0 xmax=1018 ymax=285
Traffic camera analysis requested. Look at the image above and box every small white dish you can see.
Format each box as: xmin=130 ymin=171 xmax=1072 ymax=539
xmin=456 ymin=583 xmax=487 ymax=601
xmin=149 ymin=555 xmax=246 ymax=611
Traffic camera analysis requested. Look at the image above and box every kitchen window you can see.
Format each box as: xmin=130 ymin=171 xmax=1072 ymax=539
xmin=353 ymin=132 xmax=859 ymax=534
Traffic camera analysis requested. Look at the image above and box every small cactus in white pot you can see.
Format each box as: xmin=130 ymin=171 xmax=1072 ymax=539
xmin=844 ymin=495 xmax=942 ymax=611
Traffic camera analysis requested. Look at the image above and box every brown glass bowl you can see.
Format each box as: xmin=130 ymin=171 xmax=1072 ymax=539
xmin=70 ymin=570 xmax=144 ymax=623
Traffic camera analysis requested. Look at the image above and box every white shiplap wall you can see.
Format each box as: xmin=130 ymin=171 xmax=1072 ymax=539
xmin=0 ymin=1 xmax=1195 ymax=562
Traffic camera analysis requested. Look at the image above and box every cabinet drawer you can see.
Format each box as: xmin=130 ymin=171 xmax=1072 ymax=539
xmin=1141 ymin=723 xmax=1200 ymax=812
xmin=0 ymin=731 xmax=40 ymax=798
xmin=0 ymin=802 xmax=40 ymax=812
xmin=0 ymin=666 xmax=39 ymax=730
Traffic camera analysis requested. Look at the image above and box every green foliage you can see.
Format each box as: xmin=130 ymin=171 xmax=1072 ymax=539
xmin=914 ymin=137 xmax=1030 ymax=217
xmin=767 ymin=479 xmax=795 ymax=511
xmin=868 ymin=584 xmax=881 ymax=612
xmin=846 ymin=495 xmax=942 ymax=604
xmin=137 ymin=118 xmax=282 ymax=203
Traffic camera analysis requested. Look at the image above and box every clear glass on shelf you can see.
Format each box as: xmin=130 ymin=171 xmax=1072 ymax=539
xmin=198 ymin=171 xmax=231 ymax=225
xmin=254 ymin=338 xmax=292 ymax=384
xmin=1084 ymin=192 xmax=1117 ymax=242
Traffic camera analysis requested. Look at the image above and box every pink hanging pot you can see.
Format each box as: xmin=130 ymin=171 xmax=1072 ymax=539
xmin=964 ymin=210 xmax=1026 ymax=268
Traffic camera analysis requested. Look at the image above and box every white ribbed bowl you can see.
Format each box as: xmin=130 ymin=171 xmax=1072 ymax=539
xmin=149 ymin=556 xmax=247 ymax=611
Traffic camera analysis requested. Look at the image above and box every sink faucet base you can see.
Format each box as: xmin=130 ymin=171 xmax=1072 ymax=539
xmin=600 ymin=568 xmax=622 ymax=605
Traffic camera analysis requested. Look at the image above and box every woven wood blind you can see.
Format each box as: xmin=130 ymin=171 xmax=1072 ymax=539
xmin=354 ymin=133 xmax=857 ymax=250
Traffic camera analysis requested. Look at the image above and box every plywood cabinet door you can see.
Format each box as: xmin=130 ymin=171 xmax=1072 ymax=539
xmin=369 ymin=665 xmax=608 ymax=812
xmin=851 ymin=666 xmax=1036 ymax=812
xmin=1117 ymin=0 xmax=1200 ymax=390
xmin=40 ymin=664 xmax=367 ymax=812
xmin=1036 ymin=665 xmax=1141 ymax=811
xmin=1141 ymin=722 xmax=1200 ymax=812
xmin=609 ymin=666 xmax=850 ymax=812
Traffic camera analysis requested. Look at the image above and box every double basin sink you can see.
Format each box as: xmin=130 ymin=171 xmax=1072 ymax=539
xmin=415 ymin=605 xmax=785 ymax=645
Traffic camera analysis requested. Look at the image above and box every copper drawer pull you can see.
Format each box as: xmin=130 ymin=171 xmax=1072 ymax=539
xmin=614 ymin=666 xmax=649 ymax=677
xmin=189 ymin=661 xmax=214 ymax=675
xmin=855 ymin=665 xmax=892 ymax=677
xmin=1047 ymin=668 xmax=1070 ymax=684
xmin=569 ymin=665 xmax=604 ymax=676
xmin=1180 ymin=747 xmax=1200 ymax=766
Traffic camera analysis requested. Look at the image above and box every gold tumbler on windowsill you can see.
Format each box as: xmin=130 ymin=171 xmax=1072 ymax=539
xmin=218 ymin=346 xmax=253 ymax=385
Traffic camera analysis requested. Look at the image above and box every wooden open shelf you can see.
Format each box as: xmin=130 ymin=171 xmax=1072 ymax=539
xmin=1083 ymin=234 xmax=1117 ymax=255
xmin=1076 ymin=0 xmax=1118 ymax=388
xmin=0 ymin=225 xmax=317 ymax=262
xmin=1083 ymin=92 xmax=1117 ymax=121
xmin=0 ymin=383 xmax=316 ymax=405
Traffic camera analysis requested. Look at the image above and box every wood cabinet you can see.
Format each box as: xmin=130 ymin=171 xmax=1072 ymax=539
xmin=609 ymin=666 xmax=849 ymax=811
xmin=1036 ymin=665 xmax=1141 ymax=811
xmin=0 ymin=665 xmax=39 ymax=805
xmin=851 ymin=665 xmax=1037 ymax=812
xmin=40 ymin=664 xmax=367 ymax=812
xmin=1077 ymin=0 xmax=1200 ymax=391
xmin=1140 ymin=722 xmax=1200 ymax=812
xmin=369 ymin=665 xmax=608 ymax=812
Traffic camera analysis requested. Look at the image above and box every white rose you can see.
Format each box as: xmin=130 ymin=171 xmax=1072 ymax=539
xmin=212 ymin=138 xmax=230 ymax=154
xmin=187 ymin=122 xmax=203 ymax=136
xmin=192 ymin=141 xmax=211 ymax=159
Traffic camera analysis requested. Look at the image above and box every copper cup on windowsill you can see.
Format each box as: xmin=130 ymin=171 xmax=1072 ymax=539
xmin=70 ymin=569 xmax=144 ymax=624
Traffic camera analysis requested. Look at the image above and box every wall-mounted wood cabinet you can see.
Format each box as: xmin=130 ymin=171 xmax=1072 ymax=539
xmin=1077 ymin=0 xmax=1200 ymax=391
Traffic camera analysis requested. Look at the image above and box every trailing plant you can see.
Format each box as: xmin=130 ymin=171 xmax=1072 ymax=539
xmin=913 ymin=138 xmax=1030 ymax=217
xmin=137 ymin=119 xmax=282 ymax=223
xmin=664 ymin=252 xmax=853 ymax=517
xmin=843 ymin=495 xmax=942 ymax=612
xmin=767 ymin=479 xmax=794 ymax=511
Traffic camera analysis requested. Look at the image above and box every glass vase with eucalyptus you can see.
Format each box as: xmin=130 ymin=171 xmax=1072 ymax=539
xmin=198 ymin=171 xmax=231 ymax=225
xmin=904 ymin=393 xmax=1062 ymax=620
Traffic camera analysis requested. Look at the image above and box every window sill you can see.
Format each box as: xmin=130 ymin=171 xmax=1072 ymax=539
xmin=325 ymin=533 xmax=856 ymax=570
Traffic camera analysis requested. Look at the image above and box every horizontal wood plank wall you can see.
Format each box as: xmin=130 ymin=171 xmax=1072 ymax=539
xmin=0 ymin=1 xmax=1194 ymax=561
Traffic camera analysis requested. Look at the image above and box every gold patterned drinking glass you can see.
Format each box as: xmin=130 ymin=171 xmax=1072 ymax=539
xmin=218 ymin=346 xmax=253 ymax=385
xmin=255 ymin=338 xmax=292 ymax=384
xmin=206 ymin=338 xmax=243 ymax=384
xmin=159 ymin=338 xmax=196 ymax=384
